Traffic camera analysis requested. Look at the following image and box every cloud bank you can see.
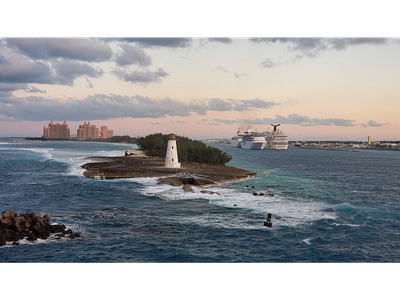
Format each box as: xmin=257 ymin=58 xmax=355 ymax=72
xmin=0 ymin=94 xmax=279 ymax=122
xmin=214 ymin=113 xmax=356 ymax=127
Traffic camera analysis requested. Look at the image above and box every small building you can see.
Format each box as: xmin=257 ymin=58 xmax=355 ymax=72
xmin=165 ymin=133 xmax=181 ymax=168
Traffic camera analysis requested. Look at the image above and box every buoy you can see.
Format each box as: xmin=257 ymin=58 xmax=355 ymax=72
xmin=264 ymin=213 xmax=272 ymax=227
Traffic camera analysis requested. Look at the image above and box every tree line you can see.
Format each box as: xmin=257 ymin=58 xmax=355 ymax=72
xmin=137 ymin=133 xmax=232 ymax=165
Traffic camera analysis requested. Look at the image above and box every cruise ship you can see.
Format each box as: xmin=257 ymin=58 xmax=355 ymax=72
xmin=231 ymin=131 xmax=243 ymax=148
xmin=264 ymin=124 xmax=288 ymax=150
xmin=230 ymin=124 xmax=288 ymax=150
xmin=240 ymin=128 xmax=267 ymax=150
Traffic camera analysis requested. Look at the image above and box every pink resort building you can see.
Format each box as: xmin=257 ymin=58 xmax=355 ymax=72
xmin=99 ymin=126 xmax=114 ymax=139
xmin=77 ymin=122 xmax=99 ymax=141
xmin=43 ymin=121 xmax=70 ymax=139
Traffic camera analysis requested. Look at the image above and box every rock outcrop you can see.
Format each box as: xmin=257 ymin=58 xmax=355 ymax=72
xmin=0 ymin=210 xmax=81 ymax=246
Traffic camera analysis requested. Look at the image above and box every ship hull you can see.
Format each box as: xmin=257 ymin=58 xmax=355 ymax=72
xmin=231 ymin=138 xmax=242 ymax=148
xmin=241 ymin=140 xmax=266 ymax=150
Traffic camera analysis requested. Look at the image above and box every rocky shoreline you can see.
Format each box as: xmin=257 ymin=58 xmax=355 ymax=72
xmin=81 ymin=150 xmax=257 ymax=188
xmin=0 ymin=210 xmax=81 ymax=246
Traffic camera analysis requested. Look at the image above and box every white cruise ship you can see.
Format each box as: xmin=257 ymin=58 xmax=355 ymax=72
xmin=264 ymin=124 xmax=288 ymax=150
xmin=231 ymin=131 xmax=243 ymax=148
xmin=240 ymin=128 xmax=267 ymax=150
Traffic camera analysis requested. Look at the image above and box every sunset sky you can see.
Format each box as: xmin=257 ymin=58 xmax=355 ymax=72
xmin=1 ymin=3 xmax=399 ymax=141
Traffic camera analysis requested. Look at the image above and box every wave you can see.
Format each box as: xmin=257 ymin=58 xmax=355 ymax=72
xmin=130 ymin=177 xmax=337 ymax=228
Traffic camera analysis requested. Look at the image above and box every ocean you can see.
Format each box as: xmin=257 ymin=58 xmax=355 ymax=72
xmin=1 ymin=139 xmax=400 ymax=263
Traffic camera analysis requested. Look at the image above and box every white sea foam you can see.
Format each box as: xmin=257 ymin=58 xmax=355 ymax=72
xmin=1 ymin=147 xmax=55 ymax=160
xmin=132 ymin=178 xmax=337 ymax=228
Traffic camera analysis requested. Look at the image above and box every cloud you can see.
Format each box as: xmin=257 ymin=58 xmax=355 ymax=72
xmin=259 ymin=58 xmax=278 ymax=68
xmin=104 ymin=38 xmax=193 ymax=48
xmin=194 ymin=98 xmax=277 ymax=115
xmin=208 ymin=38 xmax=233 ymax=44
xmin=0 ymin=94 xmax=192 ymax=121
xmin=6 ymin=38 xmax=112 ymax=62
xmin=26 ymin=86 xmax=46 ymax=93
xmin=251 ymin=38 xmax=390 ymax=65
xmin=230 ymin=98 xmax=277 ymax=111
xmin=208 ymin=98 xmax=233 ymax=111
xmin=361 ymin=120 xmax=384 ymax=127
xmin=0 ymin=43 xmax=105 ymax=86
xmin=115 ymin=43 xmax=152 ymax=67
xmin=214 ymin=114 xmax=356 ymax=127
xmin=0 ymin=94 xmax=279 ymax=122
xmin=52 ymin=59 xmax=104 ymax=86
xmin=111 ymin=67 xmax=169 ymax=85
xmin=85 ymin=77 xmax=94 ymax=88
xmin=215 ymin=66 xmax=248 ymax=78
xmin=0 ymin=45 xmax=54 ymax=84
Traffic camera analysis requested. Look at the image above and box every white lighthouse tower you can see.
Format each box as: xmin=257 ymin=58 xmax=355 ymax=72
xmin=165 ymin=133 xmax=181 ymax=168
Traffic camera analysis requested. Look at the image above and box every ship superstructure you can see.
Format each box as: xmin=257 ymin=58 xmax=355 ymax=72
xmin=265 ymin=124 xmax=288 ymax=150
xmin=231 ymin=131 xmax=243 ymax=148
xmin=240 ymin=128 xmax=267 ymax=150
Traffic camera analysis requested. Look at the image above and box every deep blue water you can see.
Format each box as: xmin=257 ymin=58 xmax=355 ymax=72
xmin=1 ymin=140 xmax=400 ymax=262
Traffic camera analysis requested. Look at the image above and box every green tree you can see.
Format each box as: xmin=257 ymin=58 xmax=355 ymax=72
xmin=137 ymin=134 xmax=232 ymax=165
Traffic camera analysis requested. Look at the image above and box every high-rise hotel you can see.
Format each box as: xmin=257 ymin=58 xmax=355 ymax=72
xmin=43 ymin=121 xmax=114 ymax=140
xmin=77 ymin=122 xmax=99 ymax=140
xmin=77 ymin=122 xmax=114 ymax=140
xmin=99 ymin=126 xmax=114 ymax=139
xmin=43 ymin=121 xmax=70 ymax=139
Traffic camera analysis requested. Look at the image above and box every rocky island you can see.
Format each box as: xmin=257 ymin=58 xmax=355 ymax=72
xmin=81 ymin=149 xmax=257 ymax=189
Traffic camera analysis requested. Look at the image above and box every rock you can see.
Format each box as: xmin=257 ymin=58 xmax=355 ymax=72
xmin=75 ymin=233 xmax=81 ymax=237
xmin=38 ymin=231 xmax=50 ymax=239
xmin=253 ymin=192 xmax=258 ymax=196
xmin=69 ymin=234 xmax=76 ymax=239
xmin=49 ymin=225 xmax=65 ymax=233
xmin=182 ymin=184 xmax=195 ymax=193
xmin=27 ymin=233 xmax=38 ymax=241
xmin=1 ymin=219 xmax=10 ymax=228
xmin=200 ymin=190 xmax=220 ymax=195
xmin=0 ymin=234 xmax=6 ymax=246
xmin=2 ymin=210 xmax=17 ymax=219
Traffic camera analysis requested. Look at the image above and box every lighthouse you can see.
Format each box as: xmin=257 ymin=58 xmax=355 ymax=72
xmin=165 ymin=133 xmax=181 ymax=168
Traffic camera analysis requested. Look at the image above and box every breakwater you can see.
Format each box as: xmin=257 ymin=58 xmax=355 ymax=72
xmin=0 ymin=210 xmax=81 ymax=246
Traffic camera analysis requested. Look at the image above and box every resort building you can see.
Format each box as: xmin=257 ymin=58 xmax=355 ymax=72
xmin=43 ymin=121 xmax=70 ymax=139
xmin=77 ymin=122 xmax=99 ymax=141
xmin=99 ymin=126 xmax=114 ymax=139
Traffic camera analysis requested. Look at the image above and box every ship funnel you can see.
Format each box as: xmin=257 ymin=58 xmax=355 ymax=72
xmin=271 ymin=124 xmax=281 ymax=132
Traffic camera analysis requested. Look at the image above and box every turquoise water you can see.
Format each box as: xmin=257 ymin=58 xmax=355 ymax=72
xmin=1 ymin=140 xmax=400 ymax=262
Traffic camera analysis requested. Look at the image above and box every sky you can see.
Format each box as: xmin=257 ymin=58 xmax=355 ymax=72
xmin=1 ymin=3 xmax=399 ymax=141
